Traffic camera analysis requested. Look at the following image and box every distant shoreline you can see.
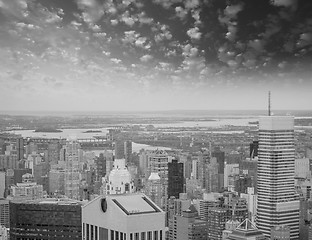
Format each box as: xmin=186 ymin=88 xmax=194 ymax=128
xmin=34 ymin=128 xmax=63 ymax=133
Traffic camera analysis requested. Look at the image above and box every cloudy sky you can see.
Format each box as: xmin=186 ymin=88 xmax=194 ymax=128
xmin=0 ymin=0 xmax=311 ymax=112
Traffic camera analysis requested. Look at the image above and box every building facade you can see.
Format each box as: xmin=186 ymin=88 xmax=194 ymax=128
xmin=82 ymin=193 xmax=166 ymax=240
xmin=256 ymin=116 xmax=300 ymax=239
xmin=64 ymin=140 xmax=81 ymax=200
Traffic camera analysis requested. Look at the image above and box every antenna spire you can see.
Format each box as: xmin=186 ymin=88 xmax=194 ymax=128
xmin=268 ymin=91 xmax=271 ymax=116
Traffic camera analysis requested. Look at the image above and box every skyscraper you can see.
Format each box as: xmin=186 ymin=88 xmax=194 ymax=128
xmin=124 ymin=140 xmax=132 ymax=163
xmin=168 ymin=159 xmax=184 ymax=199
xmin=256 ymin=116 xmax=300 ymax=239
xmin=64 ymin=140 xmax=81 ymax=200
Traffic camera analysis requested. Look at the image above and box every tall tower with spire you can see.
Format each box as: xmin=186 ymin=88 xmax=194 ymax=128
xmin=256 ymin=112 xmax=299 ymax=238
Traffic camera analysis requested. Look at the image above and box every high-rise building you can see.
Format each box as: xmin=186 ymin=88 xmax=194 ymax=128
xmin=0 ymin=199 xmax=9 ymax=228
xmin=199 ymin=192 xmax=222 ymax=221
xmin=146 ymin=172 xmax=163 ymax=208
xmin=49 ymin=167 xmax=65 ymax=195
xmin=249 ymin=141 xmax=259 ymax=159
xmin=212 ymin=147 xmax=225 ymax=191
xmin=256 ymin=116 xmax=300 ymax=239
xmin=167 ymin=193 xmax=192 ymax=239
xmin=170 ymin=205 xmax=207 ymax=240
xmin=82 ymin=193 xmax=166 ymax=240
xmin=9 ymin=173 xmax=44 ymax=200
xmin=10 ymin=198 xmax=84 ymax=240
xmin=64 ymin=140 xmax=81 ymax=200
xmin=149 ymin=150 xmax=172 ymax=210
xmin=207 ymin=207 xmax=231 ymax=240
xmin=168 ymin=159 xmax=184 ymax=199
xmin=0 ymin=172 xmax=5 ymax=198
xmin=124 ymin=140 xmax=132 ymax=163
xmin=16 ymin=137 xmax=24 ymax=161
xmin=114 ymin=140 xmax=125 ymax=159
xmin=0 ymin=225 xmax=8 ymax=240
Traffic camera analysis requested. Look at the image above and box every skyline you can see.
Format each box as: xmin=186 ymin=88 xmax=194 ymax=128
xmin=0 ymin=0 xmax=311 ymax=111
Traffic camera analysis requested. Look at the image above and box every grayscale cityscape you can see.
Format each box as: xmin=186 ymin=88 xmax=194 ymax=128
xmin=0 ymin=0 xmax=312 ymax=240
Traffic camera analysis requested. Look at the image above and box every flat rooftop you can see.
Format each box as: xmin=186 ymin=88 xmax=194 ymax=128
xmin=11 ymin=198 xmax=86 ymax=206
xmin=111 ymin=194 xmax=162 ymax=215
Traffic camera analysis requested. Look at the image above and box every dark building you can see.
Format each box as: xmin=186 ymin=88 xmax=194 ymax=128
xmin=33 ymin=162 xmax=50 ymax=192
xmin=212 ymin=147 xmax=225 ymax=191
xmin=13 ymin=168 xmax=32 ymax=185
xmin=10 ymin=199 xmax=83 ymax=240
xmin=234 ymin=175 xmax=252 ymax=195
xmin=249 ymin=141 xmax=258 ymax=158
xmin=95 ymin=153 xmax=106 ymax=178
xmin=207 ymin=207 xmax=231 ymax=240
xmin=168 ymin=159 xmax=184 ymax=199
xmin=114 ymin=140 xmax=125 ymax=159
xmin=212 ymin=147 xmax=225 ymax=174
xmin=239 ymin=159 xmax=257 ymax=191
xmin=124 ymin=140 xmax=132 ymax=163
xmin=16 ymin=137 xmax=24 ymax=161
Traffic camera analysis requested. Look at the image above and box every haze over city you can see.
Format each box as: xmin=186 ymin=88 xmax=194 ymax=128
xmin=0 ymin=0 xmax=311 ymax=112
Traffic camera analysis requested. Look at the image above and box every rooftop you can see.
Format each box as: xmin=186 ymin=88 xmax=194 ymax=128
xmin=11 ymin=198 xmax=86 ymax=206
xmin=111 ymin=194 xmax=162 ymax=215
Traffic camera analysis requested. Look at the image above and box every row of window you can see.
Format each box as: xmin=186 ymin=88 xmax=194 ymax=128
xmin=83 ymin=223 xmax=163 ymax=240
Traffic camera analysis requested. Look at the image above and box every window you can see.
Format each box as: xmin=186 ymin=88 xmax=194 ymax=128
xmin=91 ymin=225 xmax=94 ymax=240
xmin=147 ymin=231 xmax=152 ymax=240
xmin=116 ymin=231 xmax=119 ymax=240
xmin=154 ymin=231 xmax=158 ymax=240
xmin=111 ymin=230 xmax=114 ymax=240
xmin=130 ymin=233 xmax=133 ymax=240
xmin=160 ymin=230 xmax=162 ymax=240
xmin=86 ymin=224 xmax=89 ymax=240
xmin=141 ymin=232 xmax=146 ymax=240
xmin=95 ymin=226 xmax=98 ymax=240
xmin=135 ymin=233 xmax=139 ymax=240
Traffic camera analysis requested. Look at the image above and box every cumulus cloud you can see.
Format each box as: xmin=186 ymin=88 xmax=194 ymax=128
xmin=76 ymin=0 xmax=104 ymax=23
xmin=185 ymin=0 xmax=200 ymax=10
xmin=140 ymin=54 xmax=153 ymax=62
xmin=187 ymin=27 xmax=202 ymax=40
xmin=175 ymin=6 xmax=188 ymax=20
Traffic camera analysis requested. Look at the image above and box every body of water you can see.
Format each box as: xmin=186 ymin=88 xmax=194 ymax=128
xmin=11 ymin=128 xmax=109 ymax=139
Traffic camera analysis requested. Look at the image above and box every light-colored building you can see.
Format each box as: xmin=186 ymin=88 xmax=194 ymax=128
xmin=64 ymin=140 xmax=81 ymax=200
xmin=295 ymin=158 xmax=310 ymax=179
xmin=103 ymin=159 xmax=135 ymax=195
xmin=0 ymin=225 xmax=8 ymax=240
xmin=224 ymin=163 xmax=239 ymax=190
xmin=199 ymin=192 xmax=222 ymax=220
xmin=10 ymin=181 xmax=43 ymax=200
xmin=145 ymin=172 xmax=163 ymax=208
xmin=48 ymin=167 xmax=65 ymax=195
xmin=0 ymin=172 xmax=5 ymax=199
xmin=170 ymin=205 xmax=207 ymax=240
xmin=168 ymin=193 xmax=192 ymax=239
xmin=0 ymin=199 xmax=9 ymax=228
xmin=82 ymin=193 xmax=166 ymax=240
xmin=256 ymin=116 xmax=300 ymax=239
xmin=240 ymin=187 xmax=257 ymax=223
